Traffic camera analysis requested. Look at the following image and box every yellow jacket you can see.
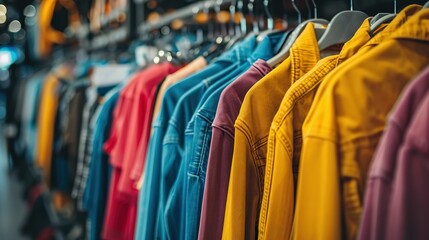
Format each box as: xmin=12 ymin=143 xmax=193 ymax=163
xmin=294 ymin=5 xmax=429 ymax=240
xmin=35 ymin=74 xmax=60 ymax=186
xmin=222 ymin=23 xmax=320 ymax=240
xmin=258 ymin=16 xmax=383 ymax=240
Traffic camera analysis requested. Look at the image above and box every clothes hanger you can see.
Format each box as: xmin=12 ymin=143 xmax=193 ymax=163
xmin=370 ymin=13 xmax=391 ymax=25
xmin=369 ymin=0 xmax=396 ymax=34
xmin=424 ymin=1 xmax=429 ymax=8
xmin=267 ymin=0 xmax=329 ymax=67
xmin=308 ymin=0 xmax=326 ymax=39
xmin=317 ymin=0 xmax=367 ymax=51
xmin=189 ymin=0 xmax=233 ymax=60
xmin=228 ymin=0 xmax=238 ymax=36
xmin=237 ymin=0 xmax=247 ymax=34
xmin=248 ymin=0 xmax=260 ymax=33
xmin=224 ymin=0 xmax=250 ymax=50
xmin=214 ymin=0 xmax=229 ymax=36
xmin=256 ymin=0 xmax=278 ymax=42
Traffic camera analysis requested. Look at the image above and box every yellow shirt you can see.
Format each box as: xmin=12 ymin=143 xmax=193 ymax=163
xmin=258 ymin=17 xmax=383 ymax=240
xmin=222 ymin=23 xmax=320 ymax=240
xmin=35 ymin=74 xmax=60 ymax=186
xmin=294 ymin=5 xmax=428 ymax=240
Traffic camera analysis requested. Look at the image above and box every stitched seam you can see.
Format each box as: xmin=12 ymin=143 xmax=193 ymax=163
xmin=258 ymin=129 xmax=275 ymax=237
xmin=196 ymin=120 xmax=211 ymax=177
xmin=274 ymin=59 xmax=336 ymax=130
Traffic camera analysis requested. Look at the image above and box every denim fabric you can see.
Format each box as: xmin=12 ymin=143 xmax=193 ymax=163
xmin=135 ymin=36 xmax=257 ymax=240
xmin=198 ymin=59 xmax=274 ymax=240
xmin=82 ymin=87 xmax=120 ymax=240
xmin=158 ymin=36 xmax=257 ymax=239
xmin=161 ymin=63 xmax=251 ymax=240
xmin=158 ymin=84 xmax=211 ymax=240
xmin=184 ymin=33 xmax=287 ymax=240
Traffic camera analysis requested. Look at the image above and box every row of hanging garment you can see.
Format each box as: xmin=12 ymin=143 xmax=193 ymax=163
xmin=12 ymin=1 xmax=429 ymax=240
xmin=10 ymin=57 xmax=135 ymax=239
xmin=131 ymin=3 xmax=429 ymax=240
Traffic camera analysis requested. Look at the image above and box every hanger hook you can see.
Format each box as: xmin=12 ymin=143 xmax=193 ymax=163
xmin=263 ymin=0 xmax=274 ymax=30
xmin=248 ymin=0 xmax=259 ymax=33
xmin=304 ymin=0 xmax=311 ymax=19
xmin=292 ymin=0 xmax=302 ymax=24
xmin=311 ymin=0 xmax=317 ymax=18
xmin=229 ymin=0 xmax=237 ymax=35
xmin=237 ymin=0 xmax=246 ymax=34
xmin=393 ymin=0 xmax=397 ymax=14
xmin=350 ymin=0 xmax=354 ymax=11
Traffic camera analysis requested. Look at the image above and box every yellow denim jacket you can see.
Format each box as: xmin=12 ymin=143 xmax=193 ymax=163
xmin=293 ymin=5 xmax=428 ymax=240
xmin=257 ymin=17 xmax=385 ymax=240
xmin=222 ymin=23 xmax=320 ymax=240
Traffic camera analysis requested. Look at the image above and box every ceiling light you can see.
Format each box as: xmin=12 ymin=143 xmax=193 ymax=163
xmin=8 ymin=20 xmax=21 ymax=33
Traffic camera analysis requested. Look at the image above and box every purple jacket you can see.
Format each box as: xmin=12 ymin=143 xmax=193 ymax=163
xmin=198 ymin=60 xmax=272 ymax=240
xmin=359 ymin=66 xmax=429 ymax=240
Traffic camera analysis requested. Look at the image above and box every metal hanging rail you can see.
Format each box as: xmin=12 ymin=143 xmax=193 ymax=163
xmin=138 ymin=0 xmax=232 ymax=35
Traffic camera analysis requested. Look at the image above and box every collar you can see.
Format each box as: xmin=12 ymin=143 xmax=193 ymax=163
xmin=290 ymin=22 xmax=321 ymax=84
xmin=215 ymin=34 xmax=257 ymax=64
xmin=389 ymin=7 xmax=429 ymax=43
xmin=248 ymin=30 xmax=289 ymax=63
xmin=365 ymin=4 xmax=422 ymax=47
xmin=336 ymin=18 xmax=372 ymax=65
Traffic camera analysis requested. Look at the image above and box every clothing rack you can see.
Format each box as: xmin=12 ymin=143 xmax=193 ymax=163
xmin=5 ymin=0 xmax=428 ymax=240
xmin=137 ymin=0 xmax=233 ymax=35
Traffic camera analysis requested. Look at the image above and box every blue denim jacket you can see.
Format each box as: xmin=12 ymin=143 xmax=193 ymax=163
xmin=82 ymin=87 xmax=120 ymax=240
xmin=183 ymin=32 xmax=288 ymax=240
xmin=161 ymin=63 xmax=254 ymax=240
xmin=157 ymin=36 xmax=258 ymax=240
xmin=135 ymin=36 xmax=257 ymax=240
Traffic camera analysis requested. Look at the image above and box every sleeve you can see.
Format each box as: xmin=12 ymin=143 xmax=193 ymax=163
xmin=386 ymin=98 xmax=429 ymax=240
xmin=198 ymin=127 xmax=235 ymax=240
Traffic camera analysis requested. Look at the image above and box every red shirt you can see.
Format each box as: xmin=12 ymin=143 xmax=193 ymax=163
xmin=102 ymin=63 xmax=180 ymax=240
